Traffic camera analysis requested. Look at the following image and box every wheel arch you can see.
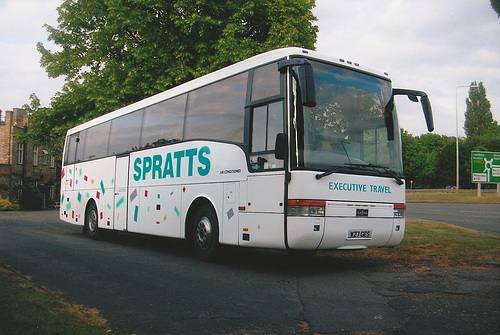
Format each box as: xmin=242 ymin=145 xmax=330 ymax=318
xmin=184 ymin=197 xmax=219 ymax=241
xmin=84 ymin=198 xmax=98 ymax=222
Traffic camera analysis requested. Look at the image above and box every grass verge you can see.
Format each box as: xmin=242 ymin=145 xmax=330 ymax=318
xmin=406 ymin=189 xmax=500 ymax=203
xmin=0 ymin=263 xmax=117 ymax=335
xmin=322 ymin=218 xmax=500 ymax=268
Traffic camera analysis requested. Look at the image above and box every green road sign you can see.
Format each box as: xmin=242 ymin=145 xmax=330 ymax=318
xmin=471 ymin=151 xmax=500 ymax=184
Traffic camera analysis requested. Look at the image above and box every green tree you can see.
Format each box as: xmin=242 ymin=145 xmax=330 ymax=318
xmin=492 ymin=0 xmax=500 ymax=17
xmin=401 ymin=129 xmax=457 ymax=189
xmin=17 ymin=93 xmax=65 ymax=151
xmin=464 ymin=82 xmax=499 ymax=139
xmin=30 ymin=0 xmax=318 ymax=148
xmin=434 ymin=136 xmax=457 ymax=187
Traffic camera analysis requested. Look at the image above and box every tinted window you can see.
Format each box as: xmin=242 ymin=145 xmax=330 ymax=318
xmin=81 ymin=122 xmax=110 ymax=161
xmin=108 ymin=110 xmax=143 ymax=155
xmin=75 ymin=131 xmax=87 ymax=163
xmin=251 ymin=63 xmax=281 ymax=101
xmin=251 ymin=106 xmax=267 ymax=152
xmin=266 ymin=102 xmax=283 ymax=151
xmin=141 ymin=94 xmax=186 ymax=147
xmin=250 ymin=101 xmax=284 ymax=171
xmin=184 ymin=72 xmax=248 ymax=142
xmin=64 ymin=133 xmax=79 ymax=165
xmin=251 ymin=101 xmax=283 ymax=152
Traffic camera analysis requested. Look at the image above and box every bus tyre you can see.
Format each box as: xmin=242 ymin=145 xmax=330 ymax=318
xmin=193 ymin=204 xmax=220 ymax=262
xmin=84 ymin=202 xmax=101 ymax=240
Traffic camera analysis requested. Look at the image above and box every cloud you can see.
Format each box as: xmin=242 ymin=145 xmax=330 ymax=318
xmin=0 ymin=0 xmax=63 ymax=110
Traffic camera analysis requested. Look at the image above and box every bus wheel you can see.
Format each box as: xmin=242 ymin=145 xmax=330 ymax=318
xmin=192 ymin=204 xmax=220 ymax=262
xmin=85 ymin=202 xmax=100 ymax=240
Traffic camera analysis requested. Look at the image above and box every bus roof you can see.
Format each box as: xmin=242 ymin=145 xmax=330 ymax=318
xmin=66 ymin=47 xmax=391 ymax=135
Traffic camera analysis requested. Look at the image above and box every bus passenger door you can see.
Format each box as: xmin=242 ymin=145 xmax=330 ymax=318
xmin=239 ymin=100 xmax=287 ymax=248
xmin=114 ymin=156 xmax=129 ymax=231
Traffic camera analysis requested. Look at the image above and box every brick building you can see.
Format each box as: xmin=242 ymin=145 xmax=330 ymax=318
xmin=0 ymin=108 xmax=61 ymax=207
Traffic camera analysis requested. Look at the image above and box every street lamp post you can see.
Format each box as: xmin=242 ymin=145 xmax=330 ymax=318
xmin=455 ymin=84 xmax=478 ymax=193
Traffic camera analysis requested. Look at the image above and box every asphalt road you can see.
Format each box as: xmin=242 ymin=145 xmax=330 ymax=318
xmin=0 ymin=210 xmax=498 ymax=335
xmin=406 ymin=203 xmax=500 ymax=236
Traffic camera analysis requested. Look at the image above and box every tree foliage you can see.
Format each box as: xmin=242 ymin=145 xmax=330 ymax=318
xmin=492 ymin=0 xmax=500 ymax=17
xmin=464 ymin=82 xmax=499 ymax=139
xmin=28 ymin=0 xmax=317 ymax=148
xmin=402 ymin=82 xmax=499 ymax=189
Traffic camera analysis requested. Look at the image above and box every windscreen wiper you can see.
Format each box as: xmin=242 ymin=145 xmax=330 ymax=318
xmin=315 ymin=163 xmax=404 ymax=185
xmin=345 ymin=163 xmax=404 ymax=185
xmin=315 ymin=165 xmax=359 ymax=180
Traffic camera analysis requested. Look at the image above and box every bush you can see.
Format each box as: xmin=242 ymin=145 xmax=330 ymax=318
xmin=20 ymin=186 xmax=44 ymax=211
xmin=0 ymin=196 xmax=20 ymax=211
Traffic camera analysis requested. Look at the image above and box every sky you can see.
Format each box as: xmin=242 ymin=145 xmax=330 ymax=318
xmin=0 ymin=0 xmax=499 ymax=137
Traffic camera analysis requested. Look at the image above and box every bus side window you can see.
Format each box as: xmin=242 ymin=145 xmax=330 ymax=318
xmin=64 ymin=133 xmax=79 ymax=165
xmin=81 ymin=122 xmax=110 ymax=161
xmin=141 ymin=94 xmax=186 ymax=148
xmin=251 ymin=63 xmax=281 ymax=101
xmin=75 ymin=130 xmax=87 ymax=163
xmin=184 ymin=72 xmax=247 ymax=143
xmin=250 ymin=101 xmax=284 ymax=171
xmin=108 ymin=110 xmax=143 ymax=155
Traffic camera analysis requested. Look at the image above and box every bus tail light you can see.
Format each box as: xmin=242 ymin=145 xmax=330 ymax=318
xmin=287 ymin=200 xmax=325 ymax=217
xmin=393 ymin=203 xmax=406 ymax=218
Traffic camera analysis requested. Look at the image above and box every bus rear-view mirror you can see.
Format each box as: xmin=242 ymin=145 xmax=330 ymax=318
xmin=275 ymin=133 xmax=287 ymax=160
xmin=278 ymin=59 xmax=316 ymax=107
xmin=393 ymin=88 xmax=434 ymax=132
xmin=297 ymin=63 xmax=316 ymax=107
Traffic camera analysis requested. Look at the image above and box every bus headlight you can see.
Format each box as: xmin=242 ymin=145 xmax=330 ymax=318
xmin=287 ymin=200 xmax=325 ymax=217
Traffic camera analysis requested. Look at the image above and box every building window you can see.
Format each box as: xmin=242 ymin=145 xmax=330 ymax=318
xmin=15 ymin=179 xmax=23 ymax=200
xmin=41 ymin=149 xmax=48 ymax=165
xmin=33 ymin=146 xmax=39 ymax=166
xmin=49 ymin=185 xmax=54 ymax=200
xmin=50 ymin=156 xmax=55 ymax=168
xmin=17 ymin=143 xmax=24 ymax=164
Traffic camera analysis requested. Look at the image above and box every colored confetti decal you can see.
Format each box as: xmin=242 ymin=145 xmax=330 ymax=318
xmin=116 ymin=196 xmax=125 ymax=208
xmin=130 ymin=189 xmax=138 ymax=202
xmin=134 ymin=205 xmax=139 ymax=222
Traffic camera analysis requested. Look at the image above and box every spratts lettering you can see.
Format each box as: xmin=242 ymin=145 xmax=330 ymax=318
xmin=133 ymin=146 xmax=211 ymax=181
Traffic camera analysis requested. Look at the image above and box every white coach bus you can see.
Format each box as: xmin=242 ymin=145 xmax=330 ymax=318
xmin=60 ymin=47 xmax=433 ymax=261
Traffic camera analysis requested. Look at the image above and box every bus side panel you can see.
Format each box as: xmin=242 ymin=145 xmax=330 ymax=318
xmin=71 ymin=157 xmax=116 ymax=229
xmin=113 ymin=156 xmax=129 ymax=231
xmin=237 ymin=173 xmax=286 ymax=249
xmin=222 ymin=182 xmax=239 ymax=246
xmin=238 ymin=213 xmax=286 ymax=249
xmin=181 ymin=183 xmax=224 ymax=241
xmin=60 ymin=164 xmax=77 ymax=224
xmin=127 ymin=184 xmax=182 ymax=237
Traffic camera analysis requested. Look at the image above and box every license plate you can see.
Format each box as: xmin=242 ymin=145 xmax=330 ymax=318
xmin=347 ymin=230 xmax=372 ymax=239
